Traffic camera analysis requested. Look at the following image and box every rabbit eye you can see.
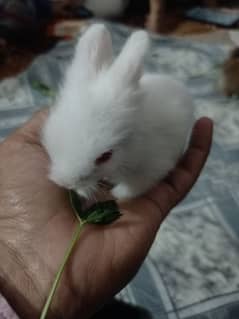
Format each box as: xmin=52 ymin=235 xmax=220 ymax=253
xmin=95 ymin=150 xmax=113 ymax=166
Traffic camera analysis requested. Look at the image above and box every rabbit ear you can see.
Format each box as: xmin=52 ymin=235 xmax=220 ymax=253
xmin=74 ymin=24 xmax=113 ymax=82
xmin=110 ymin=31 xmax=150 ymax=86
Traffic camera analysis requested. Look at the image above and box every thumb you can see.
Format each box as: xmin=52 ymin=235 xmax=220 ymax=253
xmin=17 ymin=108 xmax=49 ymax=144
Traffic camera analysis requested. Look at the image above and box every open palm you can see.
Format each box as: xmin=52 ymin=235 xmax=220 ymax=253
xmin=0 ymin=111 xmax=213 ymax=319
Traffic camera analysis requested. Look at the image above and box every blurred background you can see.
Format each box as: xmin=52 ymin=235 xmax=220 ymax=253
xmin=0 ymin=0 xmax=239 ymax=79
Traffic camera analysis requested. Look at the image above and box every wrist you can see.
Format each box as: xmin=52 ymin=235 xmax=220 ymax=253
xmin=0 ymin=239 xmax=78 ymax=319
xmin=0 ymin=240 xmax=43 ymax=318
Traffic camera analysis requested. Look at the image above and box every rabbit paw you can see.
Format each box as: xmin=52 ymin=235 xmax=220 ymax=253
xmin=112 ymin=184 xmax=133 ymax=200
xmin=112 ymin=183 xmax=142 ymax=200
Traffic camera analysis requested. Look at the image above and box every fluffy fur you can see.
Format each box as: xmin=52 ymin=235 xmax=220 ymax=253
xmin=84 ymin=0 xmax=129 ymax=17
xmin=42 ymin=24 xmax=194 ymax=200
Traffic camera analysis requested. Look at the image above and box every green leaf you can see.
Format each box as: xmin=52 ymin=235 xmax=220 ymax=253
xmin=31 ymin=80 xmax=56 ymax=97
xmin=69 ymin=191 xmax=122 ymax=225
xmin=84 ymin=201 xmax=121 ymax=225
xmin=85 ymin=210 xmax=122 ymax=225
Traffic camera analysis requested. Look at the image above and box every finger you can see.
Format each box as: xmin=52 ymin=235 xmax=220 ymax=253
xmin=145 ymin=117 xmax=213 ymax=218
xmin=17 ymin=108 xmax=49 ymax=144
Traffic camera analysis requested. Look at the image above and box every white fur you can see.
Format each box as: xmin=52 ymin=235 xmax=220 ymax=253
xmin=84 ymin=0 xmax=129 ymax=17
xmin=42 ymin=24 xmax=194 ymax=200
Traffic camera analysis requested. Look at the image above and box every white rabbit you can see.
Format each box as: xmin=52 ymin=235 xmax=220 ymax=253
xmin=42 ymin=24 xmax=194 ymax=200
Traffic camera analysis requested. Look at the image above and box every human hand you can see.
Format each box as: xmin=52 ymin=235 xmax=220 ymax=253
xmin=0 ymin=111 xmax=213 ymax=319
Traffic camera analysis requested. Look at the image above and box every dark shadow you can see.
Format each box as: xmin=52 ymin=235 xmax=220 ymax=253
xmin=91 ymin=299 xmax=152 ymax=319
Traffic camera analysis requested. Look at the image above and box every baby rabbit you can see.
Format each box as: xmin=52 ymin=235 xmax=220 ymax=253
xmin=223 ymin=47 xmax=239 ymax=96
xmin=42 ymin=24 xmax=194 ymax=200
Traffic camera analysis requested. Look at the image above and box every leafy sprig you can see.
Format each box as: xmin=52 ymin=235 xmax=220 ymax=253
xmin=40 ymin=190 xmax=121 ymax=319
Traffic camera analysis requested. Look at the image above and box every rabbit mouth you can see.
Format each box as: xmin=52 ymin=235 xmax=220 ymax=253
xmin=75 ymin=178 xmax=114 ymax=201
xmin=75 ymin=179 xmax=114 ymax=206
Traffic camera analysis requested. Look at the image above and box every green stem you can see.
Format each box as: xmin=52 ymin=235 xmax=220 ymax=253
xmin=40 ymin=221 xmax=86 ymax=319
xmin=69 ymin=191 xmax=82 ymax=223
